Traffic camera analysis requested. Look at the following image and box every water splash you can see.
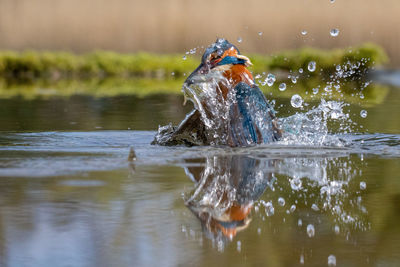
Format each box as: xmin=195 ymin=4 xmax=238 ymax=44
xmin=279 ymin=99 xmax=353 ymax=146
xmin=158 ymin=39 xmax=389 ymax=154
xmin=179 ymin=65 xmax=365 ymax=148
xmin=182 ymin=72 xmax=232 ymax=145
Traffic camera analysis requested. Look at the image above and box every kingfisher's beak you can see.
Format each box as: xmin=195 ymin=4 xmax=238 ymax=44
xmin=182 ymin=63 xmax=212 ymax=105
xmin=182 ymin=63 xmax=208 ymax=105
xmin=184 ymin=63 xmax=210 ymax=86
xmin=236 ymin=55 xmax=253 ymax=67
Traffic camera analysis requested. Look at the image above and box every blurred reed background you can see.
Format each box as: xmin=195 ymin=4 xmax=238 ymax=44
xmin=0 ymin=0 xmax=399 ymax=66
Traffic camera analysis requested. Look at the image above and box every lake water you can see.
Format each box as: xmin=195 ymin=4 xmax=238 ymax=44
xmin=0 ymin=81 xmax=400 ymax=266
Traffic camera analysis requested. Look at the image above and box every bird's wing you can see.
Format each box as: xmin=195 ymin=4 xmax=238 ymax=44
xmin=228 ymin=82 xmax=282 ymax=146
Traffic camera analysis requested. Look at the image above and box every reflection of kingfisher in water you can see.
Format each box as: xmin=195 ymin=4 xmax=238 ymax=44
xmin=153 ymin=38 xmax=282 ymax=147
xmin=184 ymin=156 xmax=275 ymax=241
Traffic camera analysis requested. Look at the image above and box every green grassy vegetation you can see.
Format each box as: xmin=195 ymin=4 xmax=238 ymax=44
xmin=0 ymin=43 xmax=390 ymax=106
xmin=0 ymin=51 xmax=198 ymax=81
xmin=0 ymin=78 xmax=184 ymax=99
xmin=0 ymin=43 xmax=388 ymax=81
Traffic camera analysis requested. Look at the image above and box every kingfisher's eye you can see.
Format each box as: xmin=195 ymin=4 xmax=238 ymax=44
xmin=210 ymin=53 xmax=221 ymax=62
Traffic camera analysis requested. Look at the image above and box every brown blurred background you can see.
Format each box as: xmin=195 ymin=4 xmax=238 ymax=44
xmin=0 ymin=0 xmax=399 ymax=66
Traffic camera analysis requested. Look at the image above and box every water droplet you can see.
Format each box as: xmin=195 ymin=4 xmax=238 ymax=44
xmin=264 ymin=201 xmax=275 ymax=216
xmin=360 ymin=181 xmax=367 ymax=190
xmin=188 ymin=48 xmax=196 ymax=55
xmin=237 ymin=37 xmax=242 ymax=43
xmin=330 ymin=28 xmax=340 ymax=37
xmin=330 ymin=0 xmax=336 ymax=3
xmin=334 ymin=225 xmax=340 ymax=234
xmin=301 ymin=30 xmax=308 ymax=36
xmin=291 ymin=76 xmax=297 ymax=84
xmin=336 ymin=65 xmax=341 ymax=71
xmin=278 ymin=197 xmax=286 ymax=206
xmin=312 ymin=88 xmax=319 ymax=94
xmin=291 ymin=94 xmax=304 ymax=108
xmin=290 ymin=178 xmax=302 ymax=190
xmin=308 ymin=61 xmax=316 ymax=72
xmin=217 ymin=239 xmax=224 ymax=252
xmin=182 ymin=55 xmax=187 ymax=60
xmin=266 ymin=73 xmax=276 ymax=86
xmin=300 ymin=254 xmax=305 ymax=265
xmin=311 ymin=204 xmax=319 ymax=211
xmin=328 ymin=255 xmax=336 ymax=266
xmin=360 ymin=110 xmax=368 ymax=118
xmin=298 ymin=219 xmax=303 ymax=227
xmin=290 ymin=204 xmax=296 ymax=213
xmin=299 ymin=68 xmax=303 ymax=73
xmin=258 ymin=31 xmax=263 ymax=36
xmin=307 ymin=224 xmax=315 ymax=237
xmin=324 ymin=86 xmax=332 ymax=93
xmin=279 ymin=83 xmax=287 ymax=91
xmin=237 ymin=241 xmax=241 ymax=252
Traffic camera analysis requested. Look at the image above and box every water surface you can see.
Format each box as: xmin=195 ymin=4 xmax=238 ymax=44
xmin=0 ymin=83 xmax=400 ymax=266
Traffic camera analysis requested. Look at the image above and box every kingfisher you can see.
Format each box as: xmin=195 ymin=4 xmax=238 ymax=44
xmin=153 ymin=38 xmax=282 ymax=147
xmin=184 ymin=155 xmax=274 ymax=240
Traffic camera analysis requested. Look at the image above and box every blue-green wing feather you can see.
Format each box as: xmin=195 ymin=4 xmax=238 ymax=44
xmin=228 ymin=82 xmax=281 ymax=146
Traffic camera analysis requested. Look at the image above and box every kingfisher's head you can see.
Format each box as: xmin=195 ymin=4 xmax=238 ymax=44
xmin=185 ymin=38 xmax=252 ymax=86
